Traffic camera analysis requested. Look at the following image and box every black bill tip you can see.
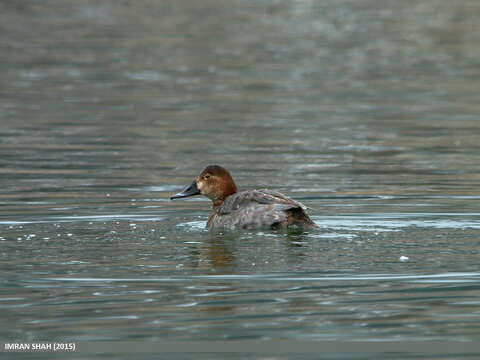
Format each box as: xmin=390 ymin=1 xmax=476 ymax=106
xmin=170 ymin=180 xmax=200 ymax=200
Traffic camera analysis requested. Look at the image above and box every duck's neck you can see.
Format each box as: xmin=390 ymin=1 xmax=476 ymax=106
xmin=212 ymin=181 xmax=238 ymax=208
xmin=213 ymin=199 xmax=223 ymax=208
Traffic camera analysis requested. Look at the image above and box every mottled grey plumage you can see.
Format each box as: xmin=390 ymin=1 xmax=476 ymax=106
xmin=207 ymin=189 xmax=316 ymax=229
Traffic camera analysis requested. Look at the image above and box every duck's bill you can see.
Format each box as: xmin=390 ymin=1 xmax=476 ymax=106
xmin=170 ymin=180 xmax=200 ymax=199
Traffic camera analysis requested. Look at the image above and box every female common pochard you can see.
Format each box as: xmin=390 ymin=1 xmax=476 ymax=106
xmin=170 ymin=165 xmax=317 ymax=230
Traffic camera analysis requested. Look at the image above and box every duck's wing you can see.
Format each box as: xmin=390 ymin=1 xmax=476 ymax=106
xmin=211 ymin=190 xmax=315 ymax=229
xmin=210 ymin=190 xmax=316 ymax=229
xmin=217 ymin=189 xmax=307 ymax=215
xmin=255 ymin=189 xmax=309 ymax=210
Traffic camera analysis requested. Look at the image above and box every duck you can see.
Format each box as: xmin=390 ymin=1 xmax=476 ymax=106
xmin=170 ymin=165 xmax=317 ymax=230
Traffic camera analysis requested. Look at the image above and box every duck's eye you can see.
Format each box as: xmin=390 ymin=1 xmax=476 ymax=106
xmin=204 ymin=174 xmax=211 ymax=179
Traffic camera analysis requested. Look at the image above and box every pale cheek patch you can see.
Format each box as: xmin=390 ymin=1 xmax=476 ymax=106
xmin=197 ymin=180 xmax=212 ymax=198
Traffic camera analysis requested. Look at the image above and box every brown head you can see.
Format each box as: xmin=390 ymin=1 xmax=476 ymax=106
xmin=170 ymin=165 xmax=238 ymax=207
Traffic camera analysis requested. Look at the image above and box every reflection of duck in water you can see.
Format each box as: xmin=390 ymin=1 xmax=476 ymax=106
xmin=171 ymin=165 xmax=317 ymax=230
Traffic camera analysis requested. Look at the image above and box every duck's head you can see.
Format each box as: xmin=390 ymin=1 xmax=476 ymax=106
xmin=170 ymin=165 xmax=238 ymax=207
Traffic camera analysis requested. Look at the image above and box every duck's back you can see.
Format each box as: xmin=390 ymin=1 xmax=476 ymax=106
xmin=207 ymin=189 xmax=316 ymax=229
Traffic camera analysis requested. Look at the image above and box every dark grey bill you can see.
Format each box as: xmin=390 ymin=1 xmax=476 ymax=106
xmin=170 ymin=180 xmax=200 ymax=199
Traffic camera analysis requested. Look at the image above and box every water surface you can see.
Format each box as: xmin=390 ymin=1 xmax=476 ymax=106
xmin=1 ymin=0 xmax=480 ymax=358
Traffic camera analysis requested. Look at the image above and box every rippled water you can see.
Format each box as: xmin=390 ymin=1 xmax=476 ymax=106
xmin=1 ymin=0 xmax=480 ymax=358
